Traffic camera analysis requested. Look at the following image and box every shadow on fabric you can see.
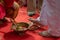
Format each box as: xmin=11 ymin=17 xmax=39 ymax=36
xmin=3 ymin=31 xmax=35 ymax=40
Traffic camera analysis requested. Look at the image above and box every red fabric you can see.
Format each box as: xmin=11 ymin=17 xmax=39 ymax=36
xmin=4 ymin=0 xmax=15 ymax=8
xmin=0 ymin=4 xmax=5 ymax=19
xmin=15 ymin=0 xmax=19 ymax=2
xmin=0 ymin=7 xmax=59 ymax=40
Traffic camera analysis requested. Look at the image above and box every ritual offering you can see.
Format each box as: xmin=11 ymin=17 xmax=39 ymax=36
xmin=11 ymin=22 xmax=29 ymax=35
xmin=11 ymin=22 xmax=40 ymax=35
xmin=28 ymin=24 xmax=39 ymax=31
xmin=27 ymin=22 xmax=40 ymax=31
